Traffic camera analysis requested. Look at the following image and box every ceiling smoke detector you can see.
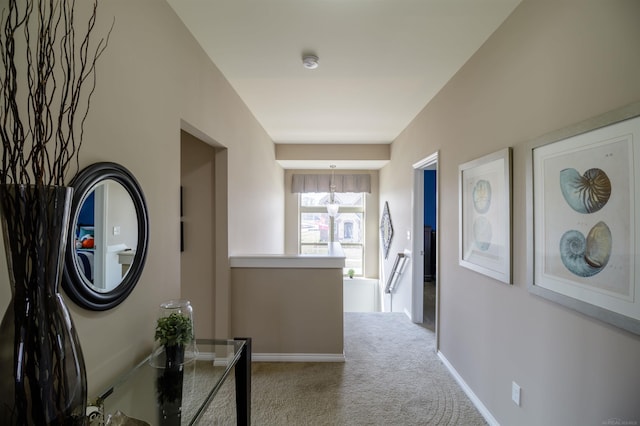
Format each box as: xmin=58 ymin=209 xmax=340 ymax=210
xmin=302 ymin=55 xmax=319 ymax=70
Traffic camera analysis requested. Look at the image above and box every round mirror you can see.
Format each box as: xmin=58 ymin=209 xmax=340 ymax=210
xmin=63 ymin=162 xmax=149 ymax=310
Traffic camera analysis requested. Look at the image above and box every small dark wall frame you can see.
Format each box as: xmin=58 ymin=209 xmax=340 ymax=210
xmin=380 ymin=201 xmax=394 ymax=259
xmin=63 ymin=162 xmax=149 ymax=311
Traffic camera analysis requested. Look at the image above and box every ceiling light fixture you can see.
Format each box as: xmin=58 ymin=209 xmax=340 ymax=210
xmin=302 ymin=55 xmax=319 ymax=70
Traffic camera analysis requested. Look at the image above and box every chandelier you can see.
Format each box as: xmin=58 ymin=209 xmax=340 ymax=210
xmin=327 ymin=164 xmax=339 ymax=217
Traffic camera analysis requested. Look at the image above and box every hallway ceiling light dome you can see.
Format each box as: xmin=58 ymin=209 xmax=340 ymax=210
xmin=302 ymin=55 xmax=319 ymax=70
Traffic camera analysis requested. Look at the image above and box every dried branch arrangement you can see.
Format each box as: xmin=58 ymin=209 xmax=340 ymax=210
xmin=0 ymin=0 xmax=111 ymax=187
xmin=0 ymin=1 xmax=111 ymax=424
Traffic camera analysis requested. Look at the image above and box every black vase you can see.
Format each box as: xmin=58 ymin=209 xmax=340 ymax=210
xmin=157 ymin=345 xmax=185 ymax=426
xmin=0 ymin=185 xmax=87 ymax=425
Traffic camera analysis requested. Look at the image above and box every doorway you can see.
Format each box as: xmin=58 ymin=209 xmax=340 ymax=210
xmin=180 ymin=126 xmax=230 ymax=340
xmin=181 ymin=131 xmax=217 ymax=339
xmin=411 ymin=152 xmax=439 ymax=348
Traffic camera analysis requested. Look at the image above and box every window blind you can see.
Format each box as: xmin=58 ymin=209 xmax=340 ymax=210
xmin=291 ymin=174 xmax=371 ymax=193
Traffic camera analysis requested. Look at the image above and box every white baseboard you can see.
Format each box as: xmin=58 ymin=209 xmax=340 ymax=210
xmin=253 ymin=353 xmax=346 ymax=362
xmin=197 ymin=352 xmax=217 ymax=362
xmin=437 ymin=351 xmax=500 ymax=426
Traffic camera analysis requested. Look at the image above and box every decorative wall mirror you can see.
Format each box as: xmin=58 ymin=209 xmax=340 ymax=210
xmin=380 ymin=201 xmax=394 ymax=259
xmin=63 ymin=162 xmax=149 ymax=311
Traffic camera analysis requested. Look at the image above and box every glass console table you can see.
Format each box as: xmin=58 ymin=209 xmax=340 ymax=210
xmin=90 ymin=338 xmax=251 ymax=426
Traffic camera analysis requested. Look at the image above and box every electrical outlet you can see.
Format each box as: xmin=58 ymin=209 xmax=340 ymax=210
xmin=511 ymin=381 xmax=521 ymax=406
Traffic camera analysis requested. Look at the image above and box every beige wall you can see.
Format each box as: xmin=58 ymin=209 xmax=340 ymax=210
xmin=180 ymin=131 xmax=217 ymax=339
xmin=380 ymin=0 xmax=640 ymax=424
xmin=231 ymin=267 xmax=344 ymax=355
xmin=0 ymin=0 xmax=284 ymax=395
xmin=284 ymin=169 xmax=379 ymax=278
xmin=276 ymin=144 xmax=390 ymax=162
xmin=2 ymin=0 xmax=638 ymax=421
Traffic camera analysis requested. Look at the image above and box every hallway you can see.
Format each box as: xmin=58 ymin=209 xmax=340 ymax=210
xmin=204 ymin=313 xmax=485 ymax=425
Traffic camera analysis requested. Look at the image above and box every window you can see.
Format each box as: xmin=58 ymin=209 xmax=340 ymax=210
xmin=299 ymin=192 xmax=365 ymax=276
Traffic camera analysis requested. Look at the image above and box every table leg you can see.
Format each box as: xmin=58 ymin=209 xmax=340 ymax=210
xmin=234 ymin=337 xmax=251 ymax=426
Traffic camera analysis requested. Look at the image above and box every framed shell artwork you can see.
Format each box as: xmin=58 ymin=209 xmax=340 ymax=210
xmin=527 ymin=103 xmax=640 ymax=335
xmin=459 ymin=148 xmax=512 ymax=284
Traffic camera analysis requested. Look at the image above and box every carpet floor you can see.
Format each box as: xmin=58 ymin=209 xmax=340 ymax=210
xmin=201 ymin=312 xmax=487 ymax=425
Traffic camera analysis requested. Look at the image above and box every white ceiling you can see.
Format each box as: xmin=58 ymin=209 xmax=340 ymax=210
xmin=167 ymin=0 xmax=521 ymax=145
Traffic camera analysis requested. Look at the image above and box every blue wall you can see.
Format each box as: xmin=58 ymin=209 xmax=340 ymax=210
xmin=77 ymin=191 xmax=95 ymax=227
xmin=424 ymin=170 xmax=436 ymax=229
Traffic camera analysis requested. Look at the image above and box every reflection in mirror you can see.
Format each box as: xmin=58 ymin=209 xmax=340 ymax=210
xmin=63 ymin=162 xmax=149 ymax=311
xmin=73 ymin=179 xmax=138 ymax=293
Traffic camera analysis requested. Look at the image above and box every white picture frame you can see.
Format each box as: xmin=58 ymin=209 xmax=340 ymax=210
xmin=526 ymin=103 xmax=640 ymax=335
xmin=459 ymin=147 xmax=512 ymax=284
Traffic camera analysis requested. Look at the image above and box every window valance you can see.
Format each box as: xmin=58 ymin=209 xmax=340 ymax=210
xmin=291 ymin=174 xmax=371 ymax=193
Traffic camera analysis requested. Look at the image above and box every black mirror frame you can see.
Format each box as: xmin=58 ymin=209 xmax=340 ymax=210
xmin=63 ymin=162 xmax=149 ymax=311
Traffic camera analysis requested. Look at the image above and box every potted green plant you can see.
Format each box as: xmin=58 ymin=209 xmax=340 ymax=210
xmin=155 ymin=312 xmax=194 ymax=369
xmin=348 ymin=269 xmax=355 ymax=279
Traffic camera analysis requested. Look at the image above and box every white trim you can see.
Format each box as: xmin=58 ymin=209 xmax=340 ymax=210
xmin=252 ymin=353 xmax=346 ymax=362
xmin=230 ymin=256 xmax=344 ymax=269
xmin=230 ymin=243 xmax=345 ymax=269
xmin=196 ymin=352 xmax=217 ymax=362
xmin=403 ymin=307 xmax=412 ymax=320
xmin=413 ymin=152 xmax=439 ymax=169
xmin=411 ymin=151 xmax=439 ymax=324
xmin=411 ymin=166 xmax=425 ymax=323
xmin=437 ymin=351 xmax=499 ymax=426
xmin=412 ymin=151 xmax=440 ymax=349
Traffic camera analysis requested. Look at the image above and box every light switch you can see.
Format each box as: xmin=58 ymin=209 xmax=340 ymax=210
xmin=512 ymin=381 xmax=521 ymax=406
xmin=113 ymin=226 xmax=121 ymax=236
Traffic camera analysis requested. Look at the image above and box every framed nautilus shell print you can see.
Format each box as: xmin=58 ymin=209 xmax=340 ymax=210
xmin=459 ymin=147 xmax=512 ymax=284
xmin=528 ymin=103 xmax=640 ymax=336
